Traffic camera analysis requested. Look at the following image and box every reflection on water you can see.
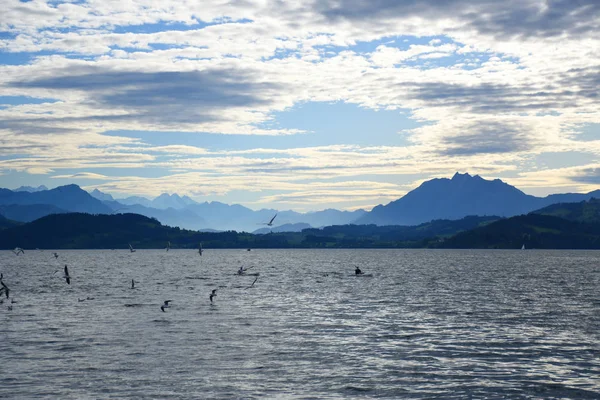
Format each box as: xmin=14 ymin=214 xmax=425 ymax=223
xmin=1 ymin=249 xmax=599 ymax=399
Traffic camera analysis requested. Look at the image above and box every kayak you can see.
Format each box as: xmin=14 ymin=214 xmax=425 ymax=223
xmin=354 ymin=273 xmax=373 ymax=277
xmin=235 ymin=272 xmax=260 ymax=276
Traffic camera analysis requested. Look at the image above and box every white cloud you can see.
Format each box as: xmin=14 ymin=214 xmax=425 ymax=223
xmin=0 ymin=0 xmax=599 ymax=209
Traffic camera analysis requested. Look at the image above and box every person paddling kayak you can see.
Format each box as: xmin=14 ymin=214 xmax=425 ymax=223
xmin=355 ymin=267 xmax=364 ymax=275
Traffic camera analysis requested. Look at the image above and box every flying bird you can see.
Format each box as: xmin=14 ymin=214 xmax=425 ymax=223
xmin=245 ymin=277 xmax=258 ymax=289
xmin=161 ymin=300 xmax=172 ymax=312
xmin=263 ymin=213 xmax=277 ymax=226
xmin=12 ymin=247 xmax=24 ymax=256
xmin=0 ymin=281 xmax=9 ymax=299
xmin=63 ymin=265 xmax=71 ymax=285
xmin=209 ymin=289 xmax=217 ymax=303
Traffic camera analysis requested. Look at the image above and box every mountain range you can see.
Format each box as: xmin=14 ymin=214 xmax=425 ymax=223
xmin=0 ymin=172 xmax=598 ymax=232
xmin=356 ymin=172 xmax=600 ymax=226
xmin=0 ymin=184 xmax=366 ymax=232
xmin=1 ymin=197 xmax=600 ymax=250
xmin=14 ymin=185 xmax=48 ymax=192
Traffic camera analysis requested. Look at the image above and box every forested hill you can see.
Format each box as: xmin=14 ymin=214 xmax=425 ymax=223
xmin=438 ymin=214 xmax=600 ymax=249
xmin=531 ymin=198 xmax=600 ymax=223
xmin=3 ymin=211 xmax=600 ymax=250
xmin=0 ymin=214 xmax=20 ymax=230
xmin=0 ymin=213 xmax=269 ymax=250
xmin=0 ymin=213 xmax=498 ymax=249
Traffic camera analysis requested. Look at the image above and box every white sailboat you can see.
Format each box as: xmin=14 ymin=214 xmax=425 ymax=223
xmin=521 ymin=244 xmax=525 ymax=250
xmin=198 ymin=242 xmax=203 ymax=256
xmin=129 ymin=243 xmax=136 ymax=253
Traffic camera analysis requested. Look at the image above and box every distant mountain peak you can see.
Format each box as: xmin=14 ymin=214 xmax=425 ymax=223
xmin=90 ymin=188 xmax=115 ymax=202
xmin=56 ymin=184 xmax=82 ymax=192
xmin=356 ymin=172 xmax=536 ymax=226
xmin=0 ymin=182 xmax=112 ymax=216
xmin=452 ymin=171 xmax=471 ymax=180
xmin=151 ymin=192 xmax=197 ymax=209
xmin=451 ymin=172 xmax=485 ymax=182
xmin=14 ymin=185 xmax=48 ymax=192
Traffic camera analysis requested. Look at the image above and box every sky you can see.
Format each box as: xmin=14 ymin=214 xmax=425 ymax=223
xmin=0 ymin=0 xmax=599 ymax=211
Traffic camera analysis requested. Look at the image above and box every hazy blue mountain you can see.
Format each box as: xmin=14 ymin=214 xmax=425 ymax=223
xmin=151 ymin=193 xmax=198 ymax=209
xmin=185 ymin=202 xmax=274 ymax=232
xmin=253 ymin=223 xmax=312 ymax=234
xmin=13 ymin=185 xmax=48 ymax=192
xmin=279 ymin=208 xmax=367 ymax=228
xmin=89 ymin=188 xmax=115 ymax=202
xmin=57 ymin=186 xmax=366 ymax=231
xmin=116 ymin=195 xmax=153 ymax=208
xmin=0 ymin=204 xmax=68 ymax=222
xmin=182 ymin=203 xmax=364 ymax=232
xmin=355 ymin=172 xmax=600 ymax=226
xmin=97 ymin=199 xmax=209 ymax=231
xmin=110 ymin=203 xmax=208 ymax=231
xmin=0 ymin=184 xmax=112 ymax=214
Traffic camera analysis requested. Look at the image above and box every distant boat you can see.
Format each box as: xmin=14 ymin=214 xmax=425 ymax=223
xmin=198 ymin=242 xmax=203 ymax=256
xmin=521 ymin=244 xmax=525 ymax=250
xmin=129 ymin=243 xmax=136 ymax=253
xmin=166 ymin=241 xmax=171 ymax=252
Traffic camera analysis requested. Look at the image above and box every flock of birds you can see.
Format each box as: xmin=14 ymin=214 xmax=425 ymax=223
xmin=2 ymin=243 xmax=260 ymax=313
xmin=1 ymin=214 xmax=319 ymax=313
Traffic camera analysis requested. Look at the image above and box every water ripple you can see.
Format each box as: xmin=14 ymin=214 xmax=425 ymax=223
xmin=0 ymin=249 xmax=599 ymax=398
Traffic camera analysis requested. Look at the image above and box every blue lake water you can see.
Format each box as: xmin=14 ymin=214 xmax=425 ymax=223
xmin=1 ymin=249 xmax=599 ymax=399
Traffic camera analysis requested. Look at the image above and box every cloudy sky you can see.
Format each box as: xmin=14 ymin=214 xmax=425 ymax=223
xmin=1 ymin=0 xmax=599 ymax=211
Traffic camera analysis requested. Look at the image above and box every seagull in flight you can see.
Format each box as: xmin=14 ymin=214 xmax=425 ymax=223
xmin=264 ymin=213 xmax=277 ymax=226
xmin=161 ymin=300 xmax=172 ymax=312
xmin=245 ymin=277 xmax=258 ymax=289
xmin=209 ymin=289 xmax=217 ymax=303
xmin=12 ymin=247 xmax=24 ymax=256
xmin=63 ymin=265 xmax=71 ymax=285
xmin=0 ymin=281 xmax=9 ymax=299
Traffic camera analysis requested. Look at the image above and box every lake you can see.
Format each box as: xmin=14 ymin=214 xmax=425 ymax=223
xmin=1 ymin=249 xmax=599 ymax=399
